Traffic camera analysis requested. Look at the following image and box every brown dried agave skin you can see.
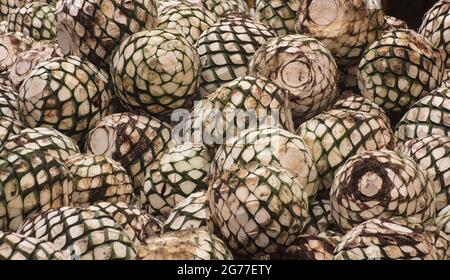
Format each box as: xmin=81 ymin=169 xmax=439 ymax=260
xmin=142 ymin=142 xmax=211 ymax=218
xmin=196 ymin=15 xmax=276 ymax=97
xmin=18 ymin=55 xmax=112 ymax=144
xmin=17 ymin=206 xmax=137 ymax=260
xmin=0 ymin=231 xmax=69 ymax=260
xmin=137 ymin=227 xmax=233 ymax=260
xmin=248 ymin=35 xmax=339 ymax=124
xmin=111 ymin=29 xmax=201 ymax=118
xmin=398 ymin=135 xmax=450 ymax=211
xmin=333 ymin=219 xmax=439 ymax=260
xmin=65 ymin=154 xmax=134 ymax=208
xmin=0 ymin=147 xmax=74 ymax=232
xmin=1 ymin=127 xmax=80 ymax=162
xmin=255 ymin=0 xmax=300 ymax=36
xmin=330 ymin=150 xmax=437 ymax=232
xmin=382 ymin=15 xmax=408 ymax=33
xmin=190 ymin=76 xmax=295 ymax=151
xmin=9 ymin=40 xmax=62 ymax=90
xmin=87 ymin=202 xmax=163 ymax=247
xmin=358 ymin=29 xmax=445 ymax=120
xmin=296 ymin=109 xmax=396 ymax=193
xmin=55 ymin=0 xmax=158 ymax=70
xmin=163 ymin=190 xmax=207 ymax=232
xmin=85 ymin=113 xmax=175 ymax=199
xmin=395 ymin=88 xmax=450 ymax=143
xmin=7 ymin=2 xmax=56 ymax=40
xmin=0 ymin=31 xmax=33 ymax=73
xmin=419 ymin=0 xmax=450 ymax=68
xmin=211 ymin=127 xmax=319 ymax=198
xmin=157 ymin=4 xmax=217 ymax=46
xmin=208 ymin=164 xmax=309 ymax=257
xmin=295 ymin=0 xmax=384 ymax=66
xmin=257 ymin=233 xmax=341 ymax=260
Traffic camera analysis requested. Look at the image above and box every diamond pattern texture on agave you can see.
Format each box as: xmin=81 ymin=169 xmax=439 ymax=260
xmin=208 ymin=163 xmax=309 ymax=257
xmin=1 ymin=127 xmax=80 ymax=161
xmin=18 ymin=55 xmax=112 ymax=144
xmin=142 ymin=142 xmax=211 ymax=218
xmin=163 ymin=190 xmax=207 ymax=232
xmin=55 ymin=0 xmax=158 ymax=70
xmin=87 ymin=202 xmax=163 ymax=248
xmin=419 ymin=0 xmax=450 ymax=68
xmin=0 ymin=147 xmax=74 ymax=232
xmin=255 ymin=0 xmax=300 ymax=36
xmin=358 ymin=29 xmax=445 ymax=119
xmin=211 ymin=127 xmax=319 ymax=198
xmin=17 ymin=206 xmax=137 ymax=260
xmin=398 ymin=135 xmax=450 ymax=211
xmin=157 ymin=4 xmax=217 ymax=46
xmin=7 ymin=2 xmax=56 ymax=40
xmin=296 ymin=109 xmax=396 ymax=193
xmin=196 ymin=15 xmax=276 ymax=97
xmin=65 ymin=154 xmax=134 ymax=208
xmin=396 ymin=88 xmax=450 ymax=143
xmin=0 ymin=231 xmax=70 ymax=260
xmin=111 ymin=28 xmax=200 ymax=118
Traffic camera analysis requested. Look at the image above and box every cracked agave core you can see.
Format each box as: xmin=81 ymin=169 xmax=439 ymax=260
xmin=330 ymin=150 xmax=436 ymax=231
xmin=9 ymin=40 xmax=62 ymax=90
